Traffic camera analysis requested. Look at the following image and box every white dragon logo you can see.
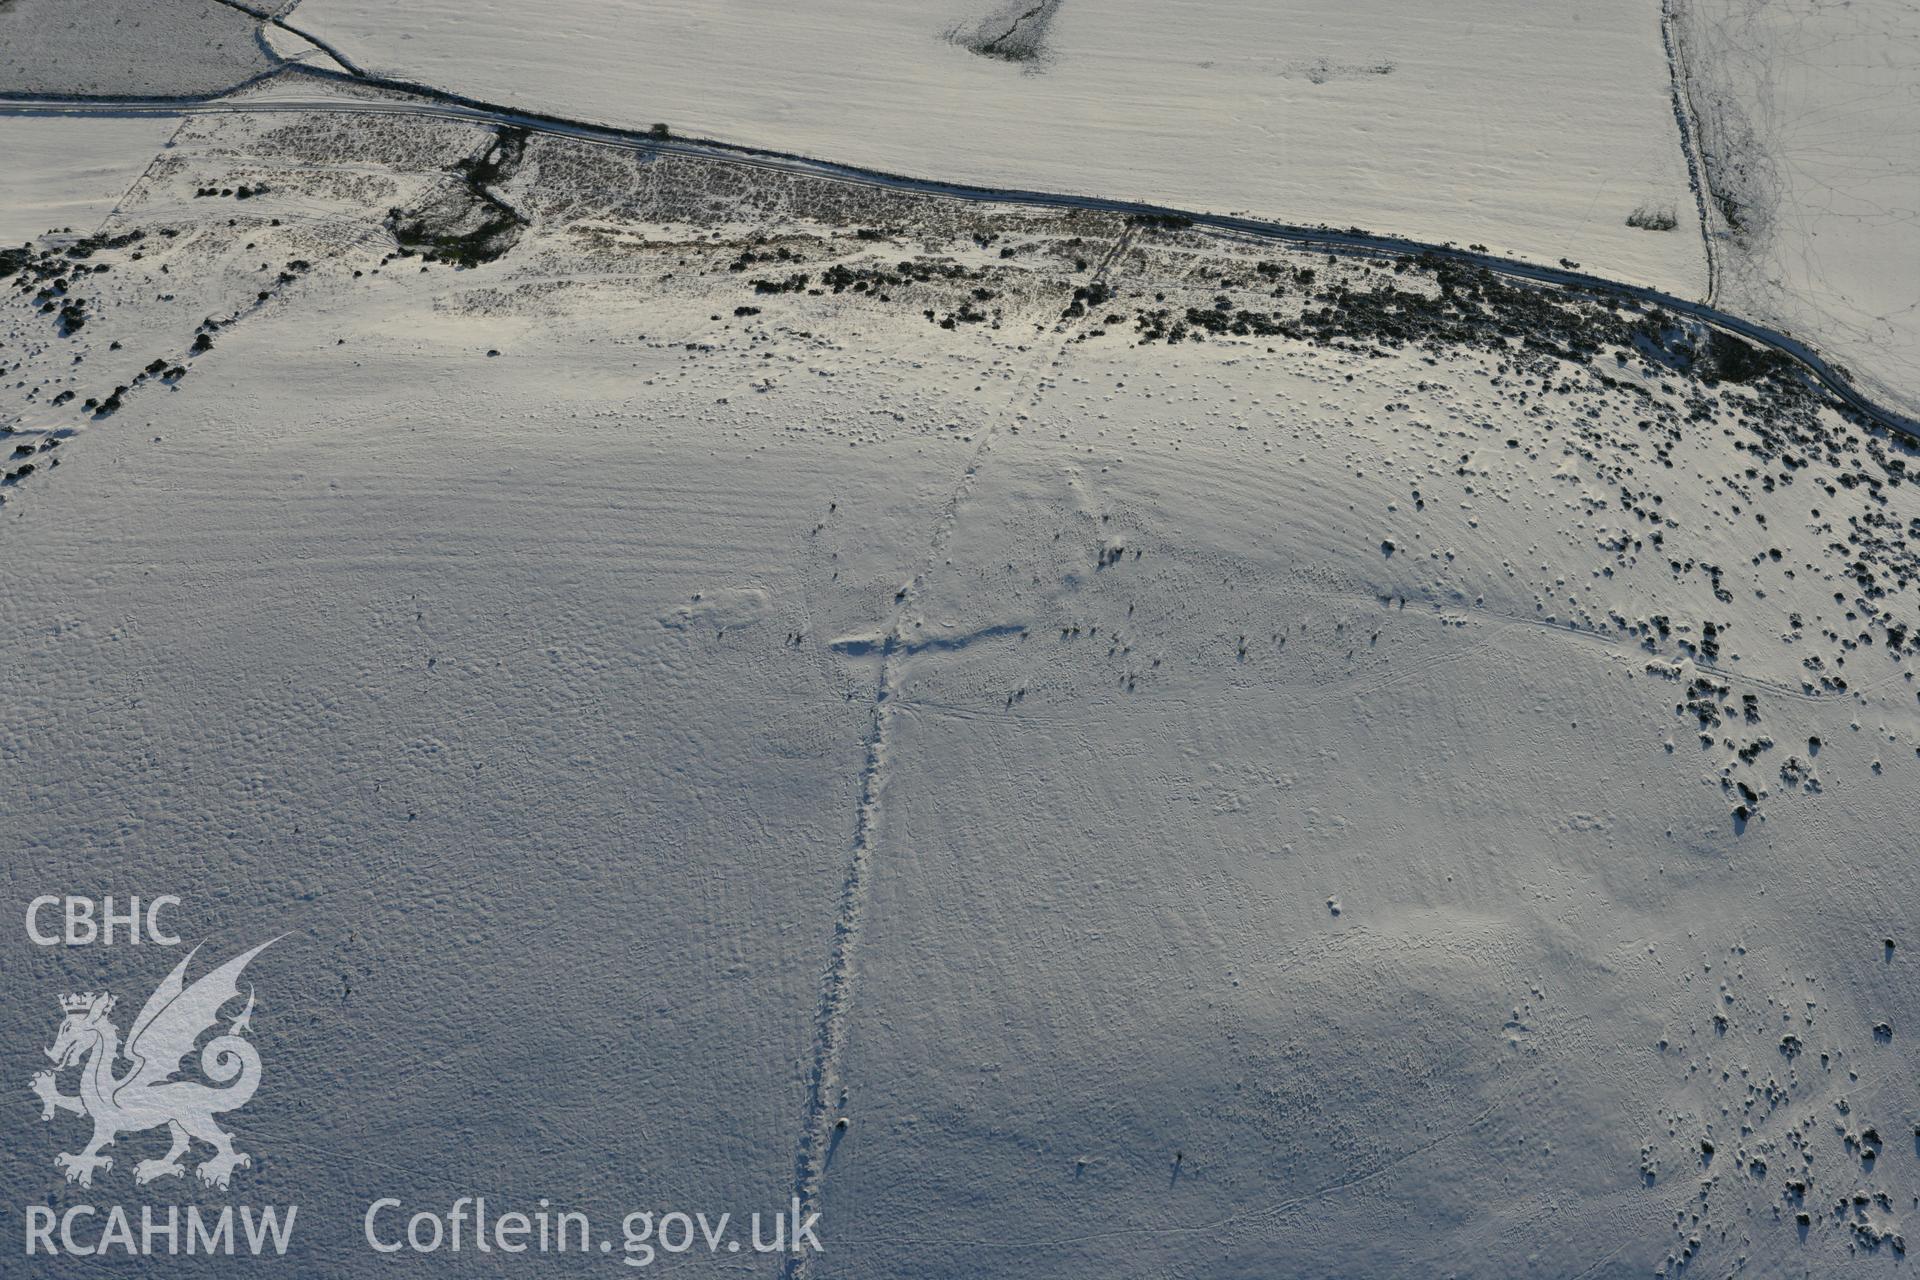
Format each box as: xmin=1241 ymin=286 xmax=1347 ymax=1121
xmin=30 ymin=940 xmax=276 ymax=1190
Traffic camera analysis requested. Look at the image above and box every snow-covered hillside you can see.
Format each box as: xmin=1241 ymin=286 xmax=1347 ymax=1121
xmin=4 ymin=100 xmax=1918 ymax=1276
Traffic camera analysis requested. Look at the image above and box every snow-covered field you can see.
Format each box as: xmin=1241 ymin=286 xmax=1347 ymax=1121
xmin=1677 ymin=0 xmax=1920 ymax=421
xmin=4 ymin=99 xmax=1919 ymax=1275
xmin=0 ymin=116 xmax=181 ymax=243
xmin=295 ymin=0 xmax=1708 ymax=296
xmin=0 ymin=0 xmax=272 ymax=98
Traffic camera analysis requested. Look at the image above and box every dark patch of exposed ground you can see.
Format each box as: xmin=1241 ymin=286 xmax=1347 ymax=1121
xmin=946 ymin=0 xmax=1065 ymax=66
xmin=384 ymin=126 xmax=527 ymax=269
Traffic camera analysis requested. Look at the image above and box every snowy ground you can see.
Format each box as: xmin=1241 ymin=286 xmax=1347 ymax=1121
xmin=1676 ymin=0 xmax=1920 ymax=422
xmin=4 ymin=102 xmax=1919 ymax=1276
xmin=293 ymin=0 xmax=1707 ymax=297
xmin=0 ymin=115 xmax=182 ymax=244
xmin=0 ymin=0 xmax=273 ymax=98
